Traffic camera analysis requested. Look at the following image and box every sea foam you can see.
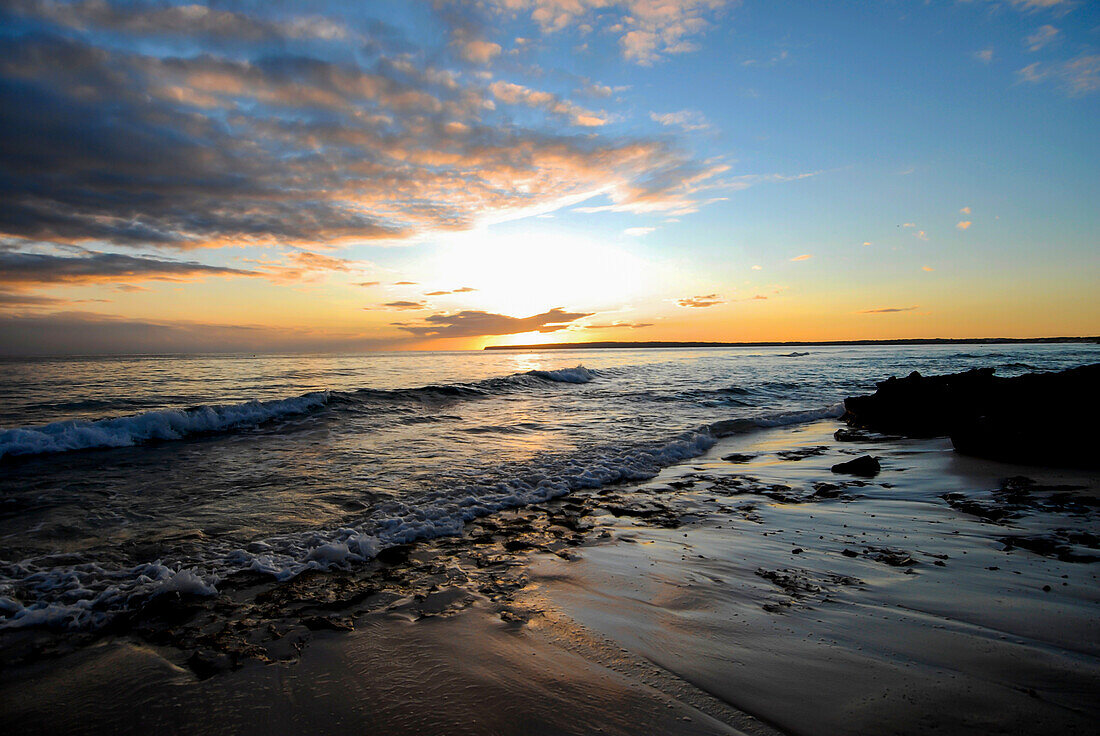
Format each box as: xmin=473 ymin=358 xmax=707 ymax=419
xmin=0 ymin=391 xmax=332 ymax=459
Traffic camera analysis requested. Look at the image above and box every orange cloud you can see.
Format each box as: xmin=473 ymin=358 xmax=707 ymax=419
xmin=677 ymin=294 xmax=723 ymax=308
xmin=859 ymin=306 xmax=919 ymax=314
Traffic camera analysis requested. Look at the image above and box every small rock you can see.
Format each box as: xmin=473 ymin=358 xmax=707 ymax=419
xmin=831 ymin=455 xmax=881 ymax=477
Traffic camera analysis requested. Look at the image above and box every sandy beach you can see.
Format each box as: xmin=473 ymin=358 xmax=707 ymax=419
xmin=4 ymin=417 xmax=1096 ymax=735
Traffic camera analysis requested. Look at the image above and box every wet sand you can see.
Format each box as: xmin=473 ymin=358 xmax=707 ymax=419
xmin=3 ymin=420 xmax=1097 ymax=735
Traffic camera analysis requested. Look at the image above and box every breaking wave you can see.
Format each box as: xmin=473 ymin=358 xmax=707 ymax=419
xmin=0 ymin=392 xmax=332 ymax=460
xmin=0 ymin=401 xmax=845 ymax=631
xmin=0 ymin=365 xmax=601 ymax=460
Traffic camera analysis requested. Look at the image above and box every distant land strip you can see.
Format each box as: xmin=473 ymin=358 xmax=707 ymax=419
xmin=484 ymin=337 xmax=1099 ymax=351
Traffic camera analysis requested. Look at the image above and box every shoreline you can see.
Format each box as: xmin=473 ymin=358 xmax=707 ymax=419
xmin=3 ymin=418 xmax=1097 ymax=735
xmin=484 ymin=337 xmax=1099 ymax=351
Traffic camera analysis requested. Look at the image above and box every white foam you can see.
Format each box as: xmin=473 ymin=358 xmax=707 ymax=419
xmin=0 ymin=391 xmax=331 ymax=459
xmin=0 ymin=400 xmax=845 ymax=632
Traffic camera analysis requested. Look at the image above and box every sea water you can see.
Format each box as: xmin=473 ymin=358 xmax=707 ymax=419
xmin=0 ymin=344 xmax=1095 ymax=629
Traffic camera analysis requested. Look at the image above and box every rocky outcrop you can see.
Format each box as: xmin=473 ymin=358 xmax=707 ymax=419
xmin=842 ymin=364 xmax=1099 ymax=468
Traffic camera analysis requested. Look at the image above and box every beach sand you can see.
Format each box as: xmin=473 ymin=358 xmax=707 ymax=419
xmin=3 ymin=420 xmax=1097 ymax=735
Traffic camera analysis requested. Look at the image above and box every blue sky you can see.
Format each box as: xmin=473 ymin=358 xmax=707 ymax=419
xmin=0 ymin=0 xmax=1097 ymax=353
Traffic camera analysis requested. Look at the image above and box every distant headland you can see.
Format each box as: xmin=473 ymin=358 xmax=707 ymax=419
xmin=484 ymin=337 xmax=1098 ymax=351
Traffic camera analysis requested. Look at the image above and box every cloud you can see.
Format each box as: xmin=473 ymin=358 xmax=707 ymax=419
xmin=393 ymin=281 xmax=419 ymax=285
xmin=858 ymin=306 xmax=919 ymax=314
xmin=623 ymin=227 xmax=655 ymax=236
xmin=789 ymin=254 xmax=812 ymax=261
xmin=1018 ymin=55 xmax=1100 ymax=95
xmin=751 ymin=264 xmax=762 ymax=270
xmin=902 ymin=223 xmax=916 ymax=228
xmin=395 ymin=307 xmax=592 ymax=337
xmin=484 ymin=1 xmax=731 ymax=65
xmin=356 ymin=281 xmax=381 ymax=287
xmin=915 ymin=230 xmax=928 ymax=240
xmin=649 ymin=110 xmax=709 ymax=132
xmin=1000 ymin=0 xmax=1072 ymax=10
xmin=960 ymin=206 xmax=971 ymax=214
xmin=257 ymin=250 xmax=369 ymax=282
xmin=424 ymin=286 xmax=479 ymax=295
xmin=0 ymin=248 xmax=254 ymax=287
xmin=376 ymin=301 xmax=427 ymax=310
xmin=454 ymin=38 xmax=502 ymax=64
xmin=1026 ymin=25 xmax=1059 ymax=52
xmin=677 ymin=294 xmax=723 ymax=308
xmin=0 ymin=291 xmax=72 ymax=307
xmin=489 ymin=80 xmax=607 ymax=126
xmin=4 ymin=0 xmax=351 ymax=42
xmin=974 ymin=49 xmax=994 ymax=64
xmin=956 ymin=221 xmax=972 ymax=230
xmin=0 ymin=17 xmax=724 ymax=259
xmin=583 ymin=321 xmax=654 ymax=329
xmin=922 ymin=266 xmax=934 ymax=272
xmin=0 ymin=310 xmax=403 ymax=356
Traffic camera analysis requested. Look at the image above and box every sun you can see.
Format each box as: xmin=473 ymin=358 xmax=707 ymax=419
xmin=423 ymin=227 xmax=660 ymax=318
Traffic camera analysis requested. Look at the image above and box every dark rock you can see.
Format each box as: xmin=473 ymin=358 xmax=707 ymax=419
xmin=301 ymin=615 xmax=354 ymax=631
xmin=776 ymin=446 xmax=829 ymax=461
xmin=841 ymin=549 xmax=858 ymax=557
xmin=841 ymin=364 xmax=1100 ymax=468
xmin=187 ymin=649 xmax=233 ymax=679
xmin=721 ymin=453 xmax=756 ymax=463
xmin=812 ymin=482 xmax=844 ymax=498
xmin=831 ymin=455 xmax=881 ymax=477
xmin=833 ymin=428 xmax=872 ymax=442
xmin=863 ymin=546 xmax=917 ymax=566
xmin=374 ymin=544 xmax=413 ymax=564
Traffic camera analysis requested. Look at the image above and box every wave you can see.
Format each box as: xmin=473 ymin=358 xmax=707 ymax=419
xmin=707 ymin=403 xmax=844 ymax=437
xmin=0 ymin=401 xmax=844 ymax=631
xmin=525 ymin=366 xmax=598 ymax=383
xmin=0 ymin=392 xmax=332 ymax=460
xmin=0 ymin=366 xmax=601 ymax=460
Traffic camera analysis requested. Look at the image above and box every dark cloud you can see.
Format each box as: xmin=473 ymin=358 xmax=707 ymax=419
xmin=355 ymin=281 xmax=381 ymax=287
xmin=0 ymin=311 xmax=404 ymax=356
xmin=0 ymin=249 xmax=254 ymax=286
xmin=375 ymin=301 xmax=427 ymax=310
xmin=6 ymin=0 xmax=351 ymax=43
xmin=677 ymin=294 xmax=724 ymax=308
xmin=396 ymin=307 xmax=592 ymax=338
xmin=0 ymin=9 xmax=717 ymax=254
xmin=0 ymin=292 xmax=68 ymax=306
xmin=858 ymin=306 xmax=919 ymax=314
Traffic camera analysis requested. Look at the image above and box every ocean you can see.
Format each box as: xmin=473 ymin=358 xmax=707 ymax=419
xmin=1 ymin=343 xmax=1096 ymax=631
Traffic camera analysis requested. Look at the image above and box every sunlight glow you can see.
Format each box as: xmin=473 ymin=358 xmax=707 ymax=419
xmin=426 ymin=229 xmax=660 ymax=317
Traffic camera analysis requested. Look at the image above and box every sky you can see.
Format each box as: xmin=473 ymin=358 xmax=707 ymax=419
xmin=0 ymin=0 xmax=1097 ymax=354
